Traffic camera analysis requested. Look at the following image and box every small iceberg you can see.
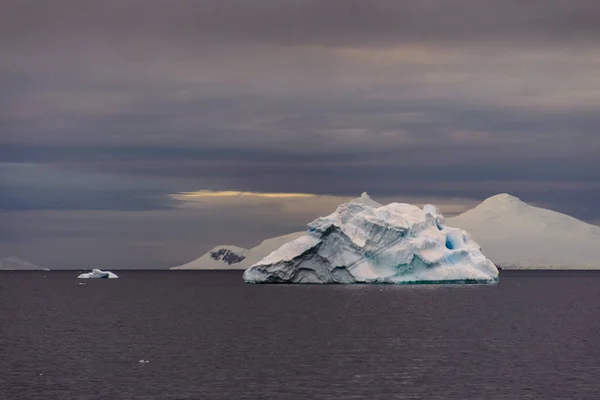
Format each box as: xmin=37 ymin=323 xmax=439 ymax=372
xmin=243 ymin=194 xmax=498 ymax=284
xmin=77 ymin=269 xmax=119 ymax=279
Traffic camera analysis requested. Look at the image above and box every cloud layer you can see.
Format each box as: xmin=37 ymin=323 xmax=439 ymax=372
xmin=1 ymin=0 xmax=599 ymax=267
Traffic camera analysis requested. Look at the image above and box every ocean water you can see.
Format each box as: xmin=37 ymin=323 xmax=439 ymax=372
xmin=1 ymin=270 xmax=600 ymax=399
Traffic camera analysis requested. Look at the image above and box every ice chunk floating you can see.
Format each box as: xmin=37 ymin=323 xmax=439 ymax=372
xmin=243 ymin=196 xmax=498 ymax=284
xmin=77 ymin=269 xmax=119 ymax=279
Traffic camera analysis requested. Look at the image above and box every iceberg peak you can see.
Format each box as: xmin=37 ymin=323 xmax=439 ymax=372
xmin=350 ymin=192 xmax=382 ymax=208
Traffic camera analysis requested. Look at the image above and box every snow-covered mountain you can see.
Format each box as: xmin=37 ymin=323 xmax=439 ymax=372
xmin=447 ymin=194 xmax=600 ymax=269
xmin=170 ymin=193 xmax=376 ymax=270
xmin=173 ymin=192 xmax=600 ymax=271
xmin=0 ymin=256 xmax=44 ymax=270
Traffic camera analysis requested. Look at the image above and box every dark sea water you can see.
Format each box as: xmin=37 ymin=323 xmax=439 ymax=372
xmin=2 ymin=271 xmax=600 ymax=399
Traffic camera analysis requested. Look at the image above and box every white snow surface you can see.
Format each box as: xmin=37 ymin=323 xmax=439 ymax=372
xmin=171 ymin=245 xmax=253 ymax=270
xmin=0 ymin=256 xmax=43 ymax=270
xmin=170 ymin=193 xmax=377 ymax=270
xmin=77 ymin=269 xmax=119 ymax=279
xmin=448 ymin=193 xmax=600 ymax=269
xmin=243 ymin=195 xmax=498 ymax=284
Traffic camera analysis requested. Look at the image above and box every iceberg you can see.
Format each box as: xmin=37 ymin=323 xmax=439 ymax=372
xmin=77 ymin=269 xmax=119 ymax=279
xmin=243 ymin=196 xmax=498 ymax=284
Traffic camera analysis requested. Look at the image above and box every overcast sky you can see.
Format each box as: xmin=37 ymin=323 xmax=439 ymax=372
xmin=1 ymin=0 xmax=599 ymax=268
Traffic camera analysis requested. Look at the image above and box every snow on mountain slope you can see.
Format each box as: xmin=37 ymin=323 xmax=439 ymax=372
xmin=171 ymin=245 xmax=253 ymax=270
xmin=0 ymin=256 xmax=43 ymax=270
xmin=447 ymin=193 xmax=600 ymax=269
xmin=170 ymin=193 xmax=380 ymax=270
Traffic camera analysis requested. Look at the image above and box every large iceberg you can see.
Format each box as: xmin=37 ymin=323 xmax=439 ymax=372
xmin=77 ymin=269 xmax=119 ymax=279
xmin=243 ymin=196 xmax=498 ymax=284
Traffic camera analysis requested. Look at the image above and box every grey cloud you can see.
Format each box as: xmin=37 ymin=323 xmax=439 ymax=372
xmin=0 ymin=163 xmax=180 ymax=211
xmin=2 ymin=0 xmax=599 ymax=48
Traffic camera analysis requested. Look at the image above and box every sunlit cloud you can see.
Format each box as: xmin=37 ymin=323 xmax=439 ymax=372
xmin=169 ymin=190 xmax=335 ymax=214
xmin=168 ymin=190 xmax=476 ymax=217
xmin=172 ymin=190 xmax=316 ymax=199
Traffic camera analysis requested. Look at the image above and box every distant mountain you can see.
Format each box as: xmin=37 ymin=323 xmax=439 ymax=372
xmin=171 ymin=233 xmax=307 ymax=270
xmin=172 ymin=245 xmax=253 ymax=270
xmin=171 ymin=193 xmax=378 ymax=270
xmin=447 ymin=194 xmax=600 ymax=269
xmin=0 ymin=256 xmax=44 ymax=270
xmin=173 ymin=192 xmax=600 ymax=270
